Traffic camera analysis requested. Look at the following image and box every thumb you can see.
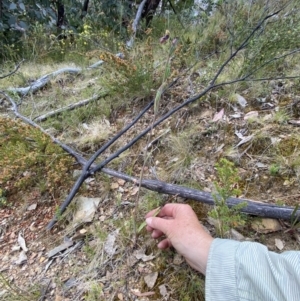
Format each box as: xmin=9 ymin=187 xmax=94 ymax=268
xmin=146 ymin=216 xmax=169 ymax=234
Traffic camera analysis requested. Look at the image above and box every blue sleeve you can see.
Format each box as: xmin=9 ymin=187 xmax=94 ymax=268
xmin=205 ymin=238 xmax=300 ymax=301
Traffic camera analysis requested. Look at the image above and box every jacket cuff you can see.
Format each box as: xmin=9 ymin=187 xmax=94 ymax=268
xmin=205 ymin=238 xmax=241 ymax=301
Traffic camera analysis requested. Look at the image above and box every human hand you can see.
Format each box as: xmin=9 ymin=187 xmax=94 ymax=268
xmin=145 ymin=203 xmax=213 ymax=275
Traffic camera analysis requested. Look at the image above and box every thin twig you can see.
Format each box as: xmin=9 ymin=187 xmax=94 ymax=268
xmin=0 ymin=91 xmax=85 ymax=164
xmin=0 ymin=59 xmax=25 ymax=79
xmin=33 ymin=93 xmax=108 ymax=122
xmin=210 ymin=7 xmax=284 ymax=86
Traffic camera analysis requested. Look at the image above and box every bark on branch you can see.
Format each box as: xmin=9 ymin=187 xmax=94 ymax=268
xmin=7 ymin=54 xmax=123 ymax=96
xmin=101 ymin=168 xmax=300 ymax=221
xmin=126 ymin=0 xmax=148 ymax=48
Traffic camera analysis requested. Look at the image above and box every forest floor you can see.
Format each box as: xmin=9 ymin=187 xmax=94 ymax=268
xmin=1 ymin=55 xmax=300 ymax=301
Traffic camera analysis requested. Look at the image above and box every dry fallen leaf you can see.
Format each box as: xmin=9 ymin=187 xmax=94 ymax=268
xmin=144 ymin=272 xmax=158 ymax=289
xmin=244 ymin=111 xmax=258 ymax=120
xmin=212 ymin=108 xmax=224 ymax=122
xmin=111 ymin=182 xmax=119 ymax=189
xmin=27 ymin=203 xmax=37 ymax=211
xmin=288 ymin=120 xmax=300 ymax=126
xmin=117 ymin=179 xmax=126 ymax=186
xmin=104 ymin=230 xmax=119 ymax=256
xmin=235 ymin=93 xmax=247 ymax=108
xmin=134 ymin=249 xmax=156 ymax=262
xmin=159 ymin=284 xmax=168 ymax=298
xmin=275 ymin=238 xmax=284 ymax=250
xmin=130 ymin=187 xmax=139 ymax=196
xmin=15 ymin=250 xmax=27 ymax=265
xmin=235 ymin=135 xmax=253 ymax=147
xmin=17 ymin=232 xmax=28 ymax=252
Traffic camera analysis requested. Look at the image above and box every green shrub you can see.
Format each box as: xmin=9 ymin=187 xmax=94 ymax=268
xmin=0 ymin=117 xmax=74 ymax=198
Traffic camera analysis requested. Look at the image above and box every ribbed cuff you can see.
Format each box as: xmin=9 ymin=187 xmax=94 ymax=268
xmin=205 ymin=238 xmax=241 ymax=301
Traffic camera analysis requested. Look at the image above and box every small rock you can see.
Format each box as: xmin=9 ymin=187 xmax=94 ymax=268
xmin=27 ymin=203 xmax=37 ymax=211
xmin=251 ymin=218 xmax=282 ymax=233
xmin=159 ymin=284 xmax=168 ymax=298
xmin=72 ymin=170 xmax=82 ymax=179
xmin=230 ymin=229 xmax=245 ymax=241
xmin=144 ymin=272 xmax=158 ymax=289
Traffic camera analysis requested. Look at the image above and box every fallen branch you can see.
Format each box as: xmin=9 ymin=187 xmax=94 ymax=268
xmin=3 ymin=91 xmax=299 ymax=227
xmin=33 ymin=93 xmax=107 ymax=122
xmin=47 ymin=4 xmax=299 ymax=228
xmin=4 ymin=3 xmax=299 ymax=230
xmin=101 ymin=167 xmax=300 ymax=221
xmin=46 ymin=100 xmax=154 ymax=230
xmin=46 ymin=75 xmax=182 ymax=230
xmin=7 ymin=54 xmax=124 ymax=96
xmin=8 ymin=67 xmax=82 ymax=96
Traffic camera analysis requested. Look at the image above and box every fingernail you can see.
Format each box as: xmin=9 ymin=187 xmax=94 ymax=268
xmin=146 ymin=217 xmax=152 ymax=225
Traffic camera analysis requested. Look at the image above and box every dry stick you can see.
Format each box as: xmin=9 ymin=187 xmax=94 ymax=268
xmin=33 ymin=93 xmax=108 ymax=122
xmin=0 ymin=59 xmax=25 ymax=79
xmin=101 ymin=167 xmax=300 ymax=221
xmin=46 ymin=100 xmax=154 ymax=230
xmin=47 ymin=70 xmax=185 ymax=229
xmin=7 ymin=55 xmax=124 ymax=96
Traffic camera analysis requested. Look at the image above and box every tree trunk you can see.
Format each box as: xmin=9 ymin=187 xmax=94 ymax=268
xmin=142 ymin=0 xmax=162 ymax=26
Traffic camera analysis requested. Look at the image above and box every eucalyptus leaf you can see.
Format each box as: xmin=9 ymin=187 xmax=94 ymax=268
xmin=9 ymin=3 xmax=17 ymax=10
xmin=19 ymin=3 xmax=25 ymax=11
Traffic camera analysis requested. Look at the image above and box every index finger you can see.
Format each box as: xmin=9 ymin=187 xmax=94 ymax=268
xmin=145 ymin=206 xmax=161 ymax=218
xmin=145 ymin=203 xmax=181 ymax=219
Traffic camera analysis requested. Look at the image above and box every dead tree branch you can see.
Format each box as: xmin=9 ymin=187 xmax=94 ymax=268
xmin=126 ymin=0 xmax=148 ymax=48
xmin=8 ymin=67 xmax=82 ymax=96
xmin=33 ymin=93 xmax=108 ymax=122
xmin=101 ymin=168 xmax=300 ymax=221
xmin=46 ymin=100 xmax=154 ymax=230
xmin=7 ymin=54 xmax=124 ymax=96
xmin=3 ymin=3 xmax=299 ymax=230
xmin=46 ymin=4 xmax=298 ymax=228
